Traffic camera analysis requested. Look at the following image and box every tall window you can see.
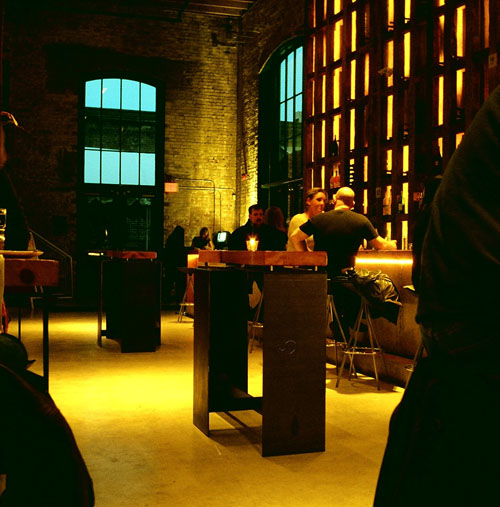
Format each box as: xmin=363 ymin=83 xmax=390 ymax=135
xmin=259 ymin=40 xmax=304 ymax=219
xmin=83 ymin=78 xmax=157 ymax=186
xmin=78 ymin=78 xmax=163 ymax=257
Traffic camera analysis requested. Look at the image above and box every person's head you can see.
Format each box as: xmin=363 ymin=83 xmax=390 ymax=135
xmin=199 ymin=227 xmax=209 ymax=239
xmin=334 ymin=187 xmax=355 ymax=209
xmin=264 ymin=206 xmax=285 ymax=232
xmin=248 ymin=204 xmax=264 ymax=226
xmin=304 ymin=187 xmax=327 ymax=217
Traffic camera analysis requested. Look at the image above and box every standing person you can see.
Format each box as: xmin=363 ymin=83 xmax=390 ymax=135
xmin=228 ymin=204 xmax=283 ymax=251
xmin=263 ymin=206 xmax=287 ymax=251
xmin=286 ymin=187 xmax=327 ymax=251
xmin=290 ymin=187 xmax=396 ymax=278
xmin=191 ymin=227 xmax=213 ymax=250
xmin=374 ymin=86 xmax=500 ymax=506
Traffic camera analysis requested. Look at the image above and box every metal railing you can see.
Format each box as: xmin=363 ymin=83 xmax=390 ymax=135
xmin=29 ymin=229 xmax=74 ymax=301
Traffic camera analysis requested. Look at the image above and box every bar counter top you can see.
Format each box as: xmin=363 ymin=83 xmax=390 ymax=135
xmin=198 ymin=250 xmax=327 ymax=266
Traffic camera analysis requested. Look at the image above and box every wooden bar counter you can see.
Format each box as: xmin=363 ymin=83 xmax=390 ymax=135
xmin=194 ymin=250 xmax=327 ymax=456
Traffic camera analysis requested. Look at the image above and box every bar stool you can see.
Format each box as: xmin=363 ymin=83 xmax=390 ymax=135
xmin=326 ymin=292 xmax=351 ymax=373
xmin=335 ymin=296 xmax=386 ymax=390
xmin=177 ymin=267 xmax=195 ymax=322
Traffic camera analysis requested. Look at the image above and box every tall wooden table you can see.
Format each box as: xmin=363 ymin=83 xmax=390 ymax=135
xmin=3 ymin=256 xmax=59 ymax=390
xmin=193 ymin=251 xmax=327 ymax=457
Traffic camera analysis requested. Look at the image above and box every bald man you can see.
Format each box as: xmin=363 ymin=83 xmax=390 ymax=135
xmin=290 ymin=187 xmax=396 ymax=278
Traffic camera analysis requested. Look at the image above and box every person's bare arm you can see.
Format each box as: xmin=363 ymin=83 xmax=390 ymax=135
xmin=289 ymin=228 xmax=310 ymax=252
xmin=368 ymin=236 xmax=397 ymax=250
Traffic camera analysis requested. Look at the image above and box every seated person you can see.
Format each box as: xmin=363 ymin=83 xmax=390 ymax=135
xmin=191 ymin=227 xmax=213 ymax=250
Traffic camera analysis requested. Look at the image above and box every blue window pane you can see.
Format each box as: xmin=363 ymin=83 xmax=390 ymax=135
xmin=280 ymin=102 xmax=286 ymax=122
xmin=141 ymin=84 xmax=156 ymax=112
xmin=287 ymin=99 xmax=294 ymax=126
xmin=287 ymin=53 xmax=295 ymax=99
xmin=140 ymin=153 xmax=155 ymax=186
xmin=122 ymin=80 xmax=140 ymax=111
xmin=102 ymin=79 xmax=121 ymax=109
xmin=121 ymin=152 xmax=139 ymax=185
xmin=84 ymin=148 xmax=100 ymax=183
xmin=295 ymin=47 xmax=303 ymax=94
xmin=85 ymin=80 xmax=102 ymax=108
xmin=102 ymin=150 xmax=120 ymax=184
xmin=280 ymin=60 xmax=286 ymax=102
xmin=295 ymin=92 xmax=303 ymax=114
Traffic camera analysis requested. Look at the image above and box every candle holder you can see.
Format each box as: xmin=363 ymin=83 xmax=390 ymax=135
xmin=246 ymin=237 xmax=259 ymax=252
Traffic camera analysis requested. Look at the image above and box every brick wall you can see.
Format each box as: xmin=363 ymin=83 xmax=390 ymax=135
xmin=2 ymin=1 xmax=306 ymax=260
xmin=236 ymin=0 xmax=306 ymax=225
xmin=3 ymin=5 xmax=238 ymax=254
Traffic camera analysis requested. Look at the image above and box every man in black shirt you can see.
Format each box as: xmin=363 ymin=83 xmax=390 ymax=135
xmin=290 ymin=187 xmax=396 ymax=277
xmin=228 ymin=204 xmax=285 ymax=251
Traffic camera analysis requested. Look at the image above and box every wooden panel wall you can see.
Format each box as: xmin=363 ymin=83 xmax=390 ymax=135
xmin=305 ymin=0 xmax=500 ymax=247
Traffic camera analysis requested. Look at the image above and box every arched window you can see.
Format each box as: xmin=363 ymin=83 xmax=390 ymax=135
xmin=78 ymin=77 xmax=164 ymax=262
xmin=258 ymin=40 xmax=304 ymax=220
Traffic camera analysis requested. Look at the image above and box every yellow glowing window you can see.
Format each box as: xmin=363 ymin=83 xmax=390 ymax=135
xmin=484 ymin=0 xmax=490 ymax=48
xmin=334 ymin=20 xmax=343 ymax=61
xmin=322 ymin=74 xmax=326 ymax=112
xmin=387 ymin=0 xmax=394 ymax=27
xmin=321 ymin=165 xmax=325 ymax=189
xmin=323 ymin=31 xmax=327 ymax=67
xmin=438 ymin=137 xmax=443 ymax=155
xmin=351 ymin=60 xmax=356 ymax=100
xmin=404 ymin=32 xmax=410 ymax=78
xmin=364 ymin=54 xmax=370 ymax=95
xmin=323 ymin=0 xmax=327 ymax=20
xmin=387 ymin=95 xmax=393 ymax=139
xmin=438 ymin=15 xmax=445 ymax=64
xmin=321 ymin=120 xmax=326 ymax=157
xmin=310 ymin=167 xmax=315 ymax=187
xmin=312 ymin=35 xmax=316 ymax=73
xmin=363 ymin=189 xmax=368 ymax=214
xmin=456 ymin=132 xmax=464 ymax=147
xmin=383 ymin=185 xmax=392 ymax=216
xmin=456 ymin=68 xmax=464 ymax=108
xmin=349 ymin=158 xmax=355 ymax=185
xmin=311 ymin=124 xmax=315 ymax=162
xmin=333 ymin=114 xmax=340 ymax=140
xmin=312 ymin=0 xmax=316 ymax=27
xmin=386 ymin=41 xmax=394 ymax=87
xmin=352 ymin=10 xmax=357 ymax=52
xmin=404 ymin=0 xmax=411 ymax=21
xmin=436 ymin=0 xmax=444 ymax=6
xmin=402 ymin=182 xmax=409 ymax=214
xmin=363 ymin=155 xmax=368 ymax=182
xmin=438 ymin=75 xmax=444 ymax=125
xmin=403 ymin=145 xmax=409 ymax=176
xmin=386 ymin=149 xmax=392 ymax=175
xmin=334 ymin=0 xmax=341 ymax=15
xmin=386 ymin=221 xmax=392 ymax=240
xmin=312 ymin=79 xmax=315 ymax=116
xmin=333 ymin=68 xmax=341 ymax=108
xmin=350 ymin=109 xmax=356 ymax=150
xmin=456 ymin=6 xmax=465 ymax=58
xmin=402 ymin=220 xmax=408 ymax=249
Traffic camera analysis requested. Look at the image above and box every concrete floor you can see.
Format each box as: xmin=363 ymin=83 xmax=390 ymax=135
xmin=14 ymin=309 xmax=404 ymax=507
